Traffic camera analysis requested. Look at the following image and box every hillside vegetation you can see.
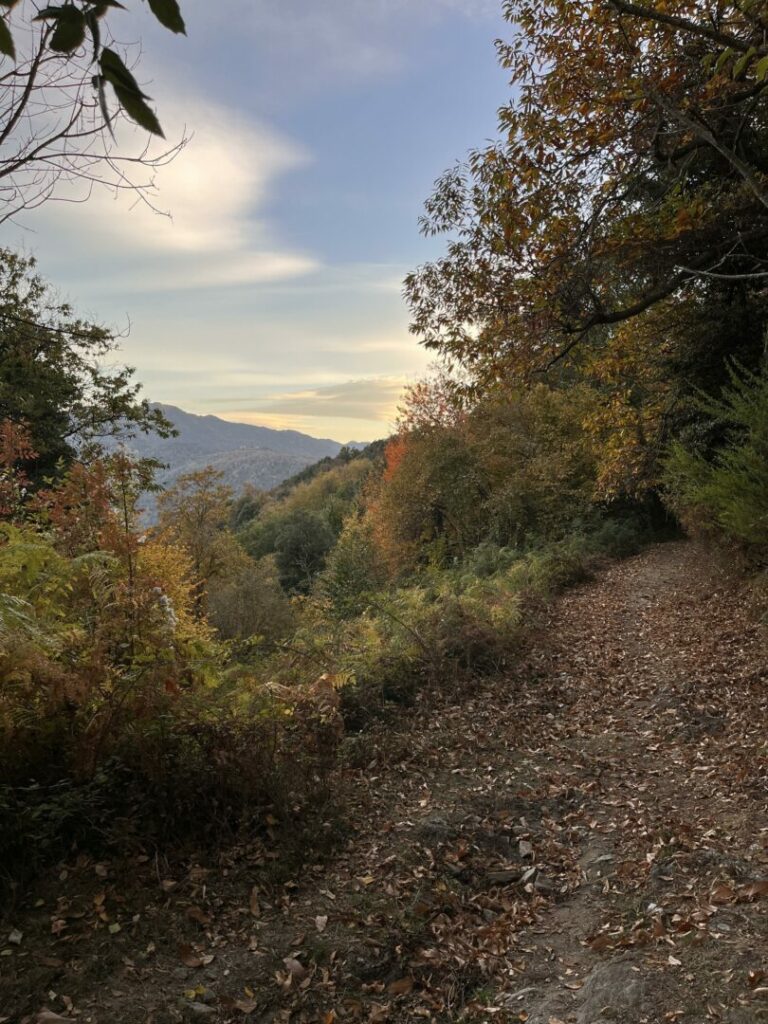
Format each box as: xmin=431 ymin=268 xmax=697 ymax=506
xmin=3 ymin=2 xmax=768 ymax=1020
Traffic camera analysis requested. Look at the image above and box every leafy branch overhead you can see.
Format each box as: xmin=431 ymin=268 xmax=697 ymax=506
xmin=0 ymin=0 xmax=186 ymax=137
xmin=407 ymin=1 xmax=768 ymax=381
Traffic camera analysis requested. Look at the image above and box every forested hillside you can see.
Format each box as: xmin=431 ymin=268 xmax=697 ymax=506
xmin=3 ymin=2 xmax=768 ymax=1021
xmin=109 ymin=404 xmax=355 ymax=521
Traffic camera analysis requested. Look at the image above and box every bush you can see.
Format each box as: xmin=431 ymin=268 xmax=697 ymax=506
xmin=0 ymin=681 xmax=343 ymax=891
xmin=331 ymin=515 xmax=648 ymax=730
xmin=664 ymin=362 xmax=768 ymax=560
xmin=208 ymin=554 xmax=294 ymax=641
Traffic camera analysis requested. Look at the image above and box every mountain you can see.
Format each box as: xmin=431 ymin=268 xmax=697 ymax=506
xmin=133 ymin=404 xmax=350 ymax=464
xmin=115 ymin=404 xmax=362 ymax=516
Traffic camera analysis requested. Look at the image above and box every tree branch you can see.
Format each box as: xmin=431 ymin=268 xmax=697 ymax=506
xmin=608 ymin=0 xmax=759 ymax=54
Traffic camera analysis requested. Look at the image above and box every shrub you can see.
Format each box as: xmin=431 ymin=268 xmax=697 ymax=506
xmin=208 ymin=554 xmax=294 ymax=641
xmin=0 ymin=680 xmax=343 ymax=890
xmin=664 ymin=362 xmax=768 ymax=560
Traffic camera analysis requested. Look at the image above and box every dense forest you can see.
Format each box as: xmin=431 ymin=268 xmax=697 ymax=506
xmin=4 ymin=3 xmax=768 ymax=1018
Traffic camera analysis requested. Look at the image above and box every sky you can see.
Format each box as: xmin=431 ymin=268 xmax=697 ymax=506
xmin=8 ymin=0 xmax=510 ymax=443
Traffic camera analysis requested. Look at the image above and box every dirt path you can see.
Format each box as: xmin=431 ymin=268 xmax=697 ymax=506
xmin=4 ymin=541 xmax=768 ymax=1024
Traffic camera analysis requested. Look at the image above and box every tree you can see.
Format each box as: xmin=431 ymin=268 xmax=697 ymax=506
xmin=0 ymin=249 xmax=173 ymax=481
xmin=406 ymin=1 xmax=768 ymax=381
xmin=207 ymin=554 xmax=294 ymax=643
xmin=0 ymin=0 xmax=187 ymax=221
xmin=274 ymin=508 xmax=335 ymax=594
xmin=156 ymin=467 xmax=243 ymax=615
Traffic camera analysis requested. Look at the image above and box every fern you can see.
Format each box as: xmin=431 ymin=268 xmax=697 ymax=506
xmin=665 ymin=361 xmax=768 ymax=557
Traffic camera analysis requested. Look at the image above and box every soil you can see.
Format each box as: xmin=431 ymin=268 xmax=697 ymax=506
xmin=3 ymin=540 xmax=768 ymax=1024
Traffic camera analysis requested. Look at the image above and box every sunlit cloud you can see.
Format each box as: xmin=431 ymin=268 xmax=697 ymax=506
xmin=226 ymin=377 xmax=408 ymax=424
xmin=17 ymin=93 xmax=319 ymax=291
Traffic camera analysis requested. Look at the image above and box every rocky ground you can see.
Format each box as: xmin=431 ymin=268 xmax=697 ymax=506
xmin=3 ymin=540 xmax=768 ymax=1024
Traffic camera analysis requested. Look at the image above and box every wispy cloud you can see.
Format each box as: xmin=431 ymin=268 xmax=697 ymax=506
xmin=230 ymin=377 xmax=407 ymax=423
xmin=187 ymin=0 xmax=503 ymax=86
xmin=17 ymin=94 xmax=319 ymax=292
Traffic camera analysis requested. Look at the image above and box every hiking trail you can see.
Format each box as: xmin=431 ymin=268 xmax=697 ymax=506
xmin=4 ymin=541 xmax=768 ymax=1024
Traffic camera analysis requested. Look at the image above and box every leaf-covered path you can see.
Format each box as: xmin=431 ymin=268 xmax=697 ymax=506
xmin=4 ymin=541 xmax=768 ymax=1023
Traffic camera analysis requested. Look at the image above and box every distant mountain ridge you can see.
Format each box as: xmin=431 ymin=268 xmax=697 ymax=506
xmin=138 ymin=404 xmax=353 ymax=463
xmin=116 ymin=404 xmax=364 ymax=516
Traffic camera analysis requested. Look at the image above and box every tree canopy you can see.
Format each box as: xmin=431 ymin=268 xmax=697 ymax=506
xmin=0 ymin=249 xmax=173 ymax=480
xmin=407 ymin=1 xmax=768 ymax=382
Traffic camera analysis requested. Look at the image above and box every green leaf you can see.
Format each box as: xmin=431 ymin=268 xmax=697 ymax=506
xmin=86 ymin=10 xmax=100 ymax=61
xmin=93 ymin=73 xmax=114 ymax=136
xmin=92 ymin=0 xmax=126 ymax=15
xmin=100 ymin=46 xmax=147 ymax=96
xmin=715 ymin=47 xmax=734 ymax=73
xmin=733 ymin=46 xmax=756 ymax=79
xmin=755 ymin=55 xmax=768 ymax=82
xmin=112 ymin=83 xmax=164 ymax=136
xmin=49 ymin=9 xmax=87 ymax=54
xmin=147 ymin=0 xmax=185 ymax=35
xmin=34 ymin=6 xmax=68 ymax=20
xmin=0 ymin=16 xmax=14 ymax=59
xmin=99 ymin=48 xmax=163 ymax=135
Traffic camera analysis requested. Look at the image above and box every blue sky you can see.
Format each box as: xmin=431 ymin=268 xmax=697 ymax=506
xmin=10 ymin=0 xmax=510 ymax=442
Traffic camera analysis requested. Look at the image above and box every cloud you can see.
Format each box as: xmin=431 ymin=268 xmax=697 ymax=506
xmin=16 ymin=93 xmax=319 ymax=292
xmin=233 ymin=377 xmax=407 ymax=423
xmin=186 ymin=0 xmax=503 ymax=86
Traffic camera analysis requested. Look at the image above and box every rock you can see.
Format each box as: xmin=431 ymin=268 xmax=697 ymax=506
xmin=186 ymin=1003 xmax=216 ymax=1018
xmin=576 ymin=961 xmax=648 ymax=1023
xmin=486 ymin=869 xmax=520 ymax=884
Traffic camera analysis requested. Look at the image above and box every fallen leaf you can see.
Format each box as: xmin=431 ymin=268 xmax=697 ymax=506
xmin=8 ymin=929 xmax=22 ymax=946
xmin=315 ymin=915 xmax=328 ymax=933
xmin=710 ymin=884 xmax=735 ymax=904
xmin=283 ymin=957 xmax=307 ymax=980
xmin=221 ymin=997 xmax=258 ymax=1014
xmin=186 ymin=906 xmax=212 ymax=927
xmin=94 ymin=863 xmax=108 ymax=879
xmin=36 ymin=1012 xmax=71 ymax=1023
xmin=742 ymin=880 xmax=768 ymax=900
xmin=249 ymin=887 xmax=261 ymax=917
xmin=387 ymin=977 xmax=414 ymax=996
xmin=519 ymin=840 xmax=534 ymax=859
xmin=368 ymin=1003 xmax=389 ymax=1023
xmin=180 ymin=944 xmax=207 ymax=968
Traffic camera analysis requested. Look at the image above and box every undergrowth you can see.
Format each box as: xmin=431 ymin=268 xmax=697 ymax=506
xmin=0 ymin=510 xmax=650 ymax=895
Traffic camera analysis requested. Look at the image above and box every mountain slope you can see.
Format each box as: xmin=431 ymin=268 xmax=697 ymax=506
xmin=116 ymin=404 xmax=361 ymax=516
xmin=132 ymin=404 xmax=348 ymax=464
